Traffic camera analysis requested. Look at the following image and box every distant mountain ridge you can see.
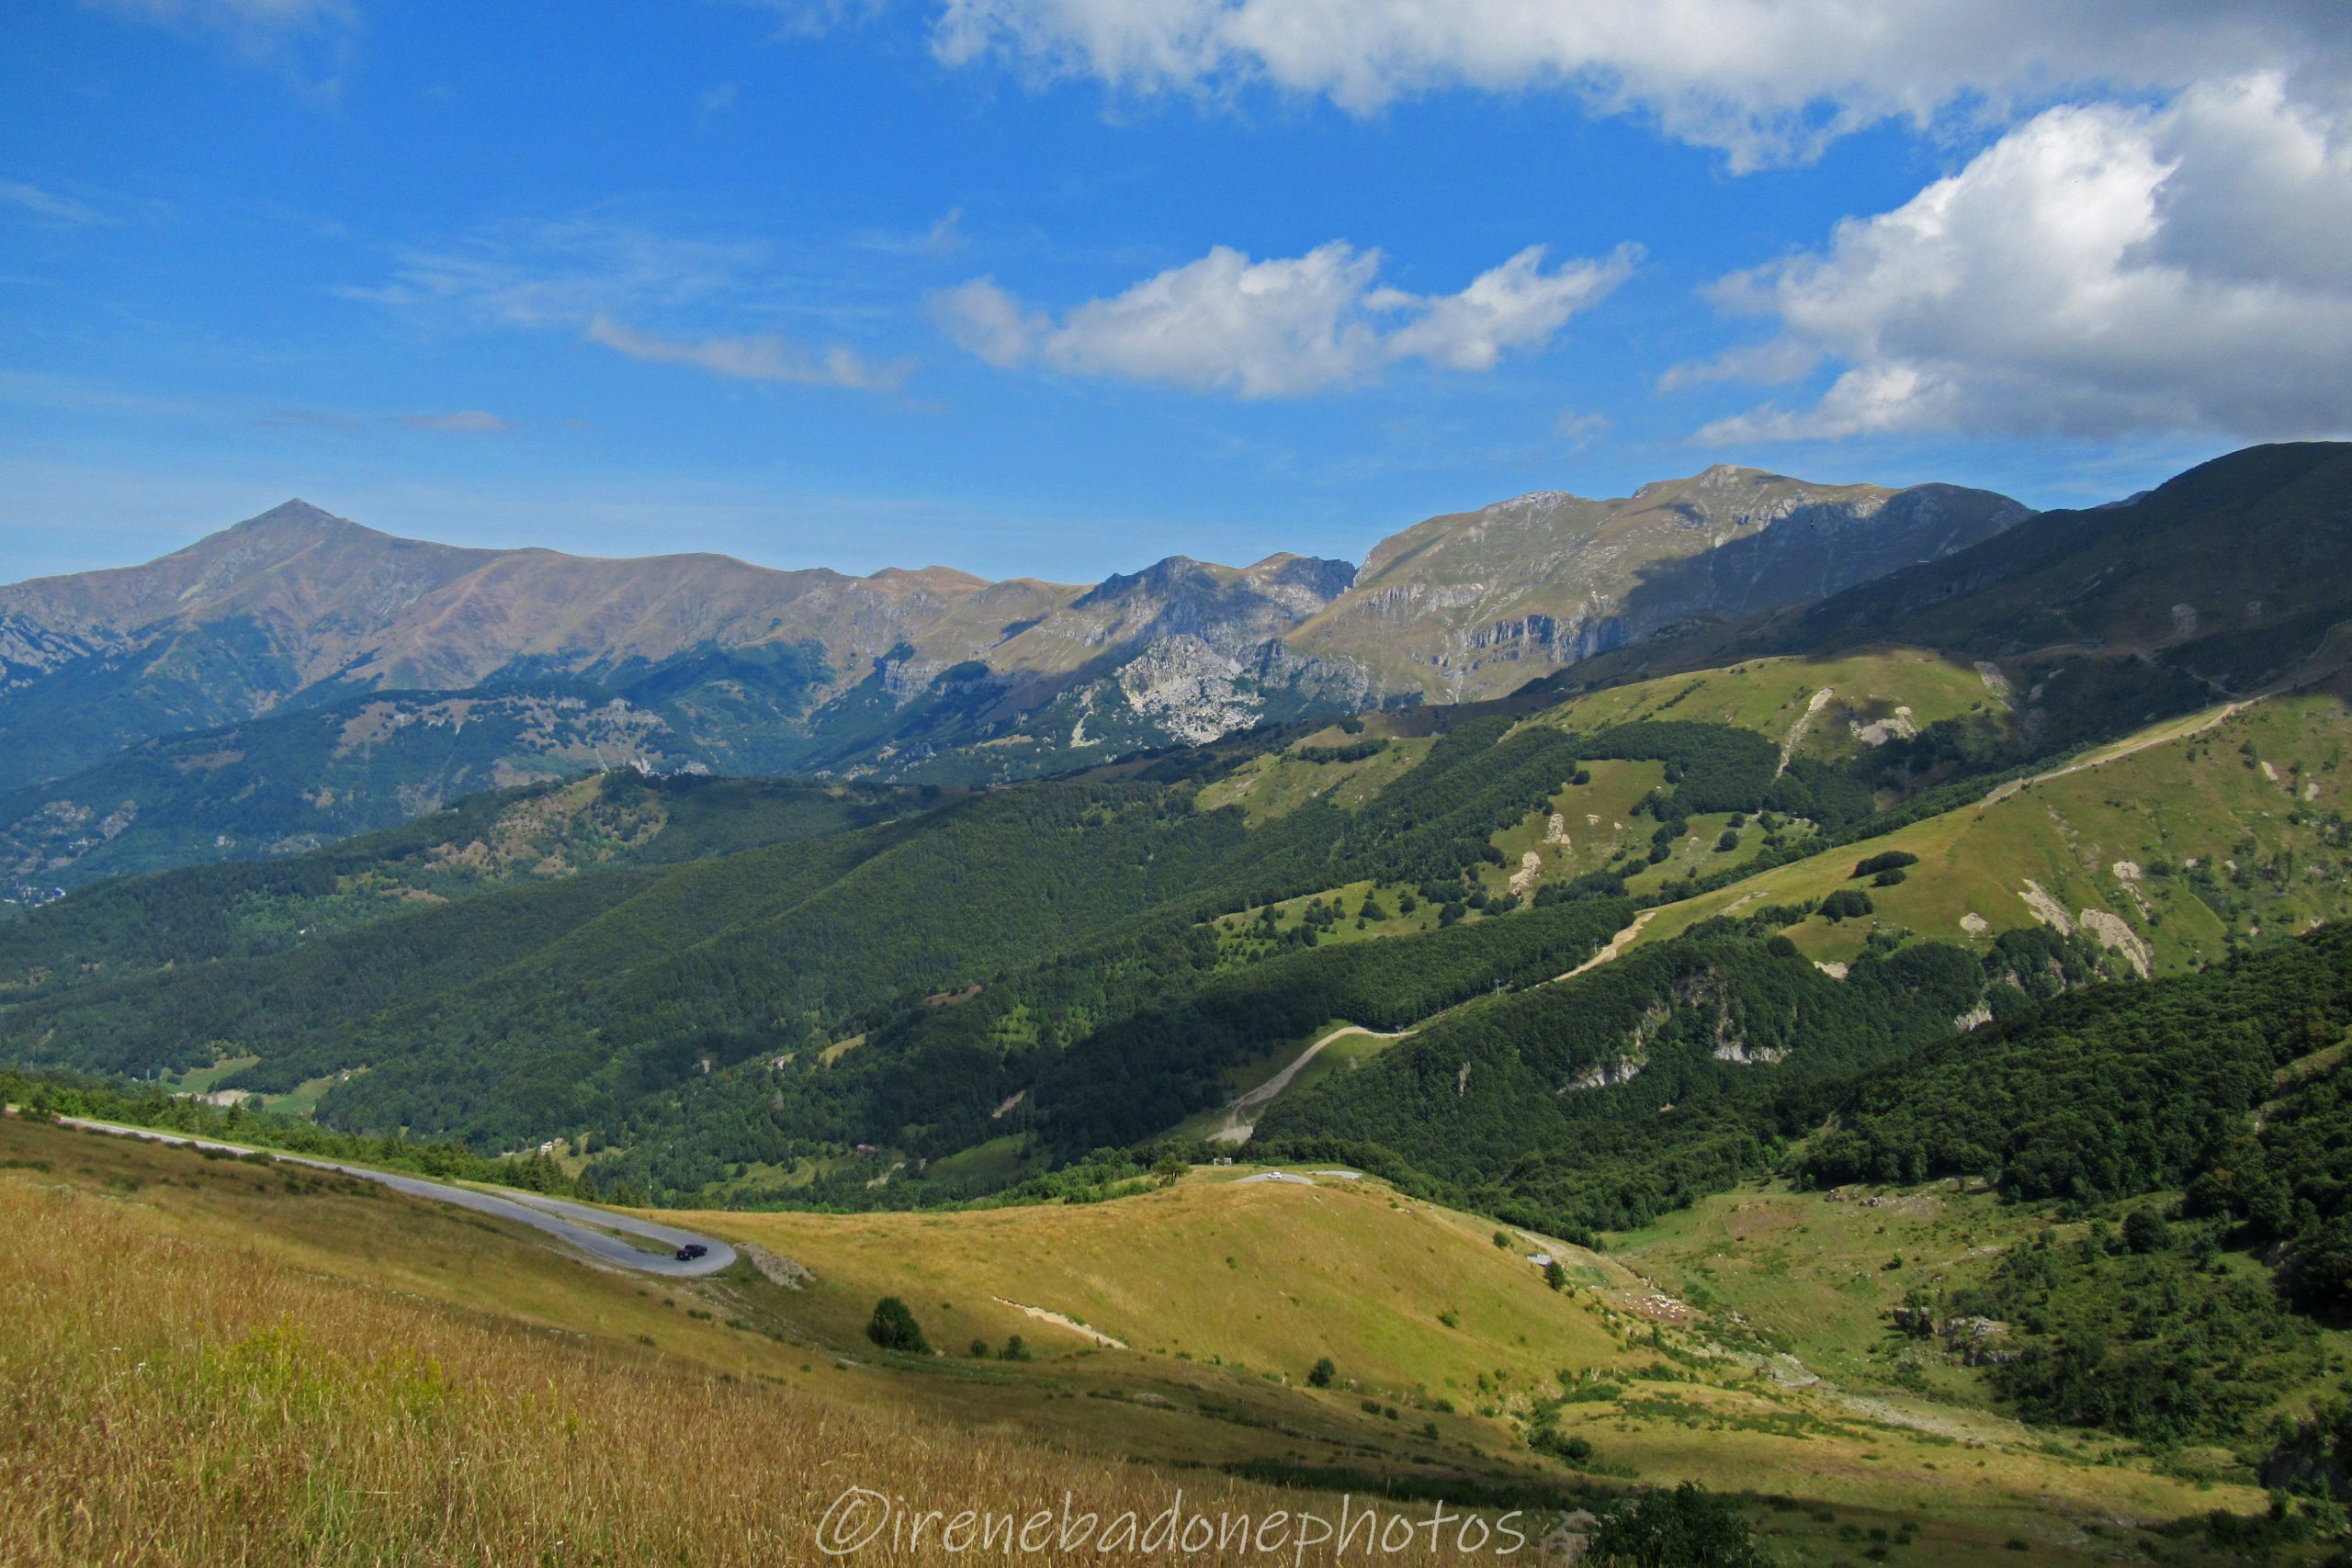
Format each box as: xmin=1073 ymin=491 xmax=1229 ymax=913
xmin=1290 ymin=465 xmax=2030 ymax=701
xmin=0 ymin=462 xmax=2039 ymax=884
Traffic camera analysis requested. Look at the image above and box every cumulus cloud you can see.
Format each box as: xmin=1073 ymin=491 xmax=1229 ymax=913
xmin=934 ymin=241 xmax=1632 ymax=397
xmin=1690 ymin=73 xmax=2352 ymax=443
xmin=585 ymin=316 xmax=910 ymax=391
xmin=922 ymin=0 xmax=2348 ymax=167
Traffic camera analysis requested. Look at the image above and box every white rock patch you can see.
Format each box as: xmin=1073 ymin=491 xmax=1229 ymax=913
xmin=2018 ymin=881 xmax=2074 ymax=936
xmin=2077 ymin=908 xmax=2154 ymax=977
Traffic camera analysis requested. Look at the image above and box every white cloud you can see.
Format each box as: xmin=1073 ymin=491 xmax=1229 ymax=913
xmin=934 ymin=241 xmax=1632 ymax=397
xmin=1690 ymin=73 xmax=2352 ymax=443
xmin=1552 ymin=409 xmax=1611 ymax=455
xmin=85 ymin=0 xmax=358 ymax=97
xmin=933 ymin=278 xmax=1043 ymax=367
xmin=393 ymin=410 xmax=514 ymax=434
xmin=585 ymin=316 xmax=910 ymax=391
xmin=339 ymin=222 xmax=757 ymax=330
xmin=344 ymin=220 xmax=904 ymax=394
xmin=0 ymin=181 xmax=110 ymax=227
xmin=86 ymin=0 xmax=354 ymax=39
xmin=923 ymin=0 xmax=2349 ymax=168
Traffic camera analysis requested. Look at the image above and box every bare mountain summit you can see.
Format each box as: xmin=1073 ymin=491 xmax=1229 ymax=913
xmin=1290 ymin=466 xmax=2030 ymax=702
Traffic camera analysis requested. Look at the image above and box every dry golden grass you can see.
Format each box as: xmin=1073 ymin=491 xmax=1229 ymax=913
xmin=0 ymin=1176 xmax=1479 ymax=1567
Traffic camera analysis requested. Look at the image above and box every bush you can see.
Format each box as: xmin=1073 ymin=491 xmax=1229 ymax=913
xmin=1306 ymin=1357 xmax=1336 ymax=1388
xmin=999 ymin=1335 xmax=1031 ymax=1361
xmin=1715 ymin=830 xmax=1740 ymax=853
xmin=865 ymin=1296 xmax=930 ymax=1354
xmin=1545 ymin=1259 xmax=1568 ymax=1292
xmin=1871 ymin=867 xmax=1908 ymax=887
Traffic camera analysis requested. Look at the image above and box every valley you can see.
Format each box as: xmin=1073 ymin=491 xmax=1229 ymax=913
xmin=6 ymin=442 xmax=2352 ymax=1562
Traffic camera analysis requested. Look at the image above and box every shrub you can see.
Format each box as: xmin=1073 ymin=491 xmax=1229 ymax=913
xmin=1545 ymin=1259 xmax=1568 ymax=1292
xmin=999 ymin=1335 xmax=1031 ymax=1361
xmin=865 ymin=1296 xmax=930 ymax=1355
xmin=1871 ymin=867 xmax=1908 ymax=887
xmin=1306 ymin=1357 xmax=1335 ymax=1388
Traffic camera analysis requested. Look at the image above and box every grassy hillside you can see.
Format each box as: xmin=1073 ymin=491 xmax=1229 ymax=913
xmin=1521 ymin=647 xmax=2006 ymax=769
xmin=1633 ymin=680 xmax=2352 ymax=973
xmin=2 ymin=1111 xmax=2304 ymax=1566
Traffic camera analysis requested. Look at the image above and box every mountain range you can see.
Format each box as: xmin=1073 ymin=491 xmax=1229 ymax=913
xmin=8 ymin=440 xmax=2352 ymax=1519
xmin=1 ymin=465 xmax=2026 ymax=887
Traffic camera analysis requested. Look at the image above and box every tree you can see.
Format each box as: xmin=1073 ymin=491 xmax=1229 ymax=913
xmin=865 ymin=1295 xmax=930 ymax=1354
xmin=1545 ymin=1258 xmax=1568 ymax=1292
xmin=1306 ymin=1357 xmax=1336 ymax=1388
xmin=999 ymin=1335 xmax=1031 ymax=1361
xmin=1151 ymin=1151 xmax=1189 ymax=1188
xmin=2123 ymin=1207 xmax=2173 ymax=1254
xmin=1819 ymin=889 xmax=1874 ymax=922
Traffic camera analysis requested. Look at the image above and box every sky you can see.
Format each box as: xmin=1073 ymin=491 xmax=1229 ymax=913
xmin=4 ymin=0 xmax=2349 ymax=584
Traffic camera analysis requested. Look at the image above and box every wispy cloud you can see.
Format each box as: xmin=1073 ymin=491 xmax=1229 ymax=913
xmin=585 ymin=316 xmax=909 ymax=391
xmin=342 ymin=218 xmax=907 ymax=394
xmin=0 ymin=181 xmax=112 ymax=228
xmin=85 ymin=0 xmax=361 ymax=102
xmin=393 ymin=410 xmax=514 ymax=434
xmin=254 ymin=406 xmax=514 ymax=434
xmin=255 ymin=407 xmax=364 ymax=430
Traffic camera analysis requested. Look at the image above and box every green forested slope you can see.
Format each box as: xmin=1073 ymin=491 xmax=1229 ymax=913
xmin=0 ymin=771 xmax=914 ymax=996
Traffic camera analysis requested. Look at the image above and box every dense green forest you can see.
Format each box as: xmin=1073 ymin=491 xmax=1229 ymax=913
xmin=1255 ymin=920 xmax=2108 ymax=1235
xmin=0 ymin=770 xmax=920 ymax=993
xmin=1804 ymin=922 xmax=2352 ymax=1316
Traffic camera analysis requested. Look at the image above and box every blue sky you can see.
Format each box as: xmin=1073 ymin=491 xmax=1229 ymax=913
xmin=5 ymin=1 xmax=2347 ymax=583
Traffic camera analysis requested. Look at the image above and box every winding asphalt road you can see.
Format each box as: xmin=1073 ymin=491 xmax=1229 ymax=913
xmin=43 ymin=1113 xmax=736 ymax=1278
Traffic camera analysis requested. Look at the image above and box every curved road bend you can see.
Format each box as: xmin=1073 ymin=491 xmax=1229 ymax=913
xmin=44 ymin=1113 xmax=736 ymax=1279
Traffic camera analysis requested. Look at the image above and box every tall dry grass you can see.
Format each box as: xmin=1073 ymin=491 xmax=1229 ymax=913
xmin=0 ymin=1179 xmax=1489 ymax=1566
